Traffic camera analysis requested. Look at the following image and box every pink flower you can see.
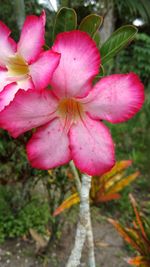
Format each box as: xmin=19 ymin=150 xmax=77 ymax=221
xmin=0 ymin=31 xmax=144 ymax=175
xmin=0 ymin=11 xmax=60 ymax=111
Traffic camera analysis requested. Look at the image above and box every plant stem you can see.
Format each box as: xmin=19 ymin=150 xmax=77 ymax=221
xmin=69 ymin=160 xmax=81 ymax=193
xmin=87 ymin=216 xmax=95 ymax=267
xmin=66 ymin=174 xmax=91 ymax=267
xmin=69 ymin=161 xmax=96 ymax=267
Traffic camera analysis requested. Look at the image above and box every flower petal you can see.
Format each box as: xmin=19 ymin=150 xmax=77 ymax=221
xmin=0 ymin=78 xmax=34 ymax=112
xmin=0 ymin=69 xmax=9 ymax=92
xmin=0 ymin=83 xmax=19 ymax=112
xmin=29 ymin=50 xmax=60 ymax=89
xmin=69 ymin=115 xmax=115 ymax=176
xmin=17 ymin=11 xmax=46 ymax=63
xmin=0 ymin=21 xmax=16 ymax=67
xmin=83 ymin=73 xmax=144 ymax=123
xmin=17 ymin=77 xmax=34 ymax=90
xmin=51 ymin=30 xmax=100 ymax=98
xmin=0 ymin=89 xmax=58 ymax=137
xmin=27 ymin=118 xmax=71 ymax=169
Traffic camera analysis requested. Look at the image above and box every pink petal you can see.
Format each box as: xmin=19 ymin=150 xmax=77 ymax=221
xmin=0 ymin=89 xmax=58 ymax=137
xmin=17 ymin=77 xmax=34 ymax=90
xmin=0 ymin=21 xmax=16 ymax=67
xmin=69 ymin=115 xmax=115 ymax=176
xmin=51 ymin=30 xmax=100 ymax=98
xmin=29 ymin=50 xmax=60 ymax=89
xmin=0 ymin=83 xmax=19 ymax=112
xmin=17 ymin=11 xmax=46 ymax=63
xmin=27 ymin=118 xmax=71 ymax=169
xmin=83 ymin=73 xmax=144 ymax=123
xmin=0 ymin=78 xmax=34 ymax=112
xmin=0 ymin=68 xmax=9 ymax=92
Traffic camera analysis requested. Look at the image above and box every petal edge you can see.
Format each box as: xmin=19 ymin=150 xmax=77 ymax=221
xmin=69 ymin=115 xmax=115 ymax=176
xmin=83 ymin=73 xmax=144 ymax=123
xmin=17 ymin=11 xmax=46 ymax=63
xmin=0 ymin=89 xmax=58 ymax=137
xmin=51 ymin=30 xmax=101 ymax=98
xmin=27 ymin=119 xmax=71 ymax=169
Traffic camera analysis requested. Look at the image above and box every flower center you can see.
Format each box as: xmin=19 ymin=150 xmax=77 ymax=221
xmin=6 ymin=53 xmax=29 ymax=81
xmin=58 ymin=98 xmax=84 ymax=130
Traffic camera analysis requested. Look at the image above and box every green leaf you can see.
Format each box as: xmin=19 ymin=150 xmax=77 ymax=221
xmin=79 ymin=14 xmax=103 ymax=38
xmin=101 ymin=25 xmax=138 ymax=64
xmin=94 ymin=65 xmax=105 ymax=83
xmin=93 ymin=31 xmax=101 ymax=47
xmin=53 ymin=7 xmax=77 ymax=40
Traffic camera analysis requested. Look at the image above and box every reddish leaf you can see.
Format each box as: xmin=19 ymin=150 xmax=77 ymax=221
xmin=129 ymin=194 xmax=147 ymax=240
xmin=107 ymin=171 xmax=140 ymax=194
xmin=100 ymin=160 xmax=132 ymax=183
xmin=95 ymin=193 xmax=121 ymax=202
xmin=127 ymin=256 xmax=150 ymax=266
xmin=53 ymin=193 xmax=80 ymax=216
xmin=108 ymin=218 xmax=143 ymax=253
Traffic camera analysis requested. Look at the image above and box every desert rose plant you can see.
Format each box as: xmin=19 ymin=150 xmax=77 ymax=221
xmin=0 ymin=30 xmax=144 ymax=175
xmin=0 ymin=7 xmax=145 ymax=267
xmin=0 ymin=10 xmax=60 ymax=111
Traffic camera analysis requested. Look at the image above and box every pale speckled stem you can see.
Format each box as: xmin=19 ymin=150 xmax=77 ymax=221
xmin=87 ymin=216 xmax=96 ymax=267
xmin=69 ymin=162 xmax=95 ymax=267
xmin=67 ymin=164 xmax=95 ymax=267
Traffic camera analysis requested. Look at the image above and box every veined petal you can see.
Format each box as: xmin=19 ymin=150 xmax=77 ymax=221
xmin=17 ymin=11 xmax=46 ymax=63
xmin=0 ymin=69 xmax=9 ymax=92
xmin=0 ymin=21 xmax=16 ymax=67
xmin=0 ymin=79 xmax=34 ymax=112
xmin=17 ymin=77 xmax=34 ymax=90
xmin=0 ymin=83 xmax=19 ymax=112
xmin=51 ymin=30 xmax=100 ymax=98
xmin=0 ymin=89 xmax=58 ymax=137
xmin=69 ymin=115 xmax=115 ymax=176
xmin=83 ymin=73 xmax=144 ymax=123
xmin=27 ymin=118 xmax=71 ymax=169
xmin=29 ymin=50 xmax=60 ymax=89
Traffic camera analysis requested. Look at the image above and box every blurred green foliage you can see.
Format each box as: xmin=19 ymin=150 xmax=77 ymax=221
xmin=116 ymin=33 xmax=150 ymax=85
xmin=0 ymin=190 xmax=50 ymax=243
xmin=0 ymin=130 xmax=73 ymax=244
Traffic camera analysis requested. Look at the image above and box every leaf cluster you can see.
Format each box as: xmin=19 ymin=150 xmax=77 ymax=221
xmin=109 ymin=195 xmax=150 ymax=266
xmin=53 ymin=160 xmax=139 ymax=216
xmin=52 ymin=7 xmax=138 ymax=73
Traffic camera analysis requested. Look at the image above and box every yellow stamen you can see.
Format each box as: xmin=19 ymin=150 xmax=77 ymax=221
xmin=6 ymin=53 xmax=29 ymax=78
xmin=58 ymin=98 xmax=84 ymax=130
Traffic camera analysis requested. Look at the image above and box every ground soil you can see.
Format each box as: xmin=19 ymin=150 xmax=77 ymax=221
xmin=0 ymin=214 xmax=130 ymax=267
